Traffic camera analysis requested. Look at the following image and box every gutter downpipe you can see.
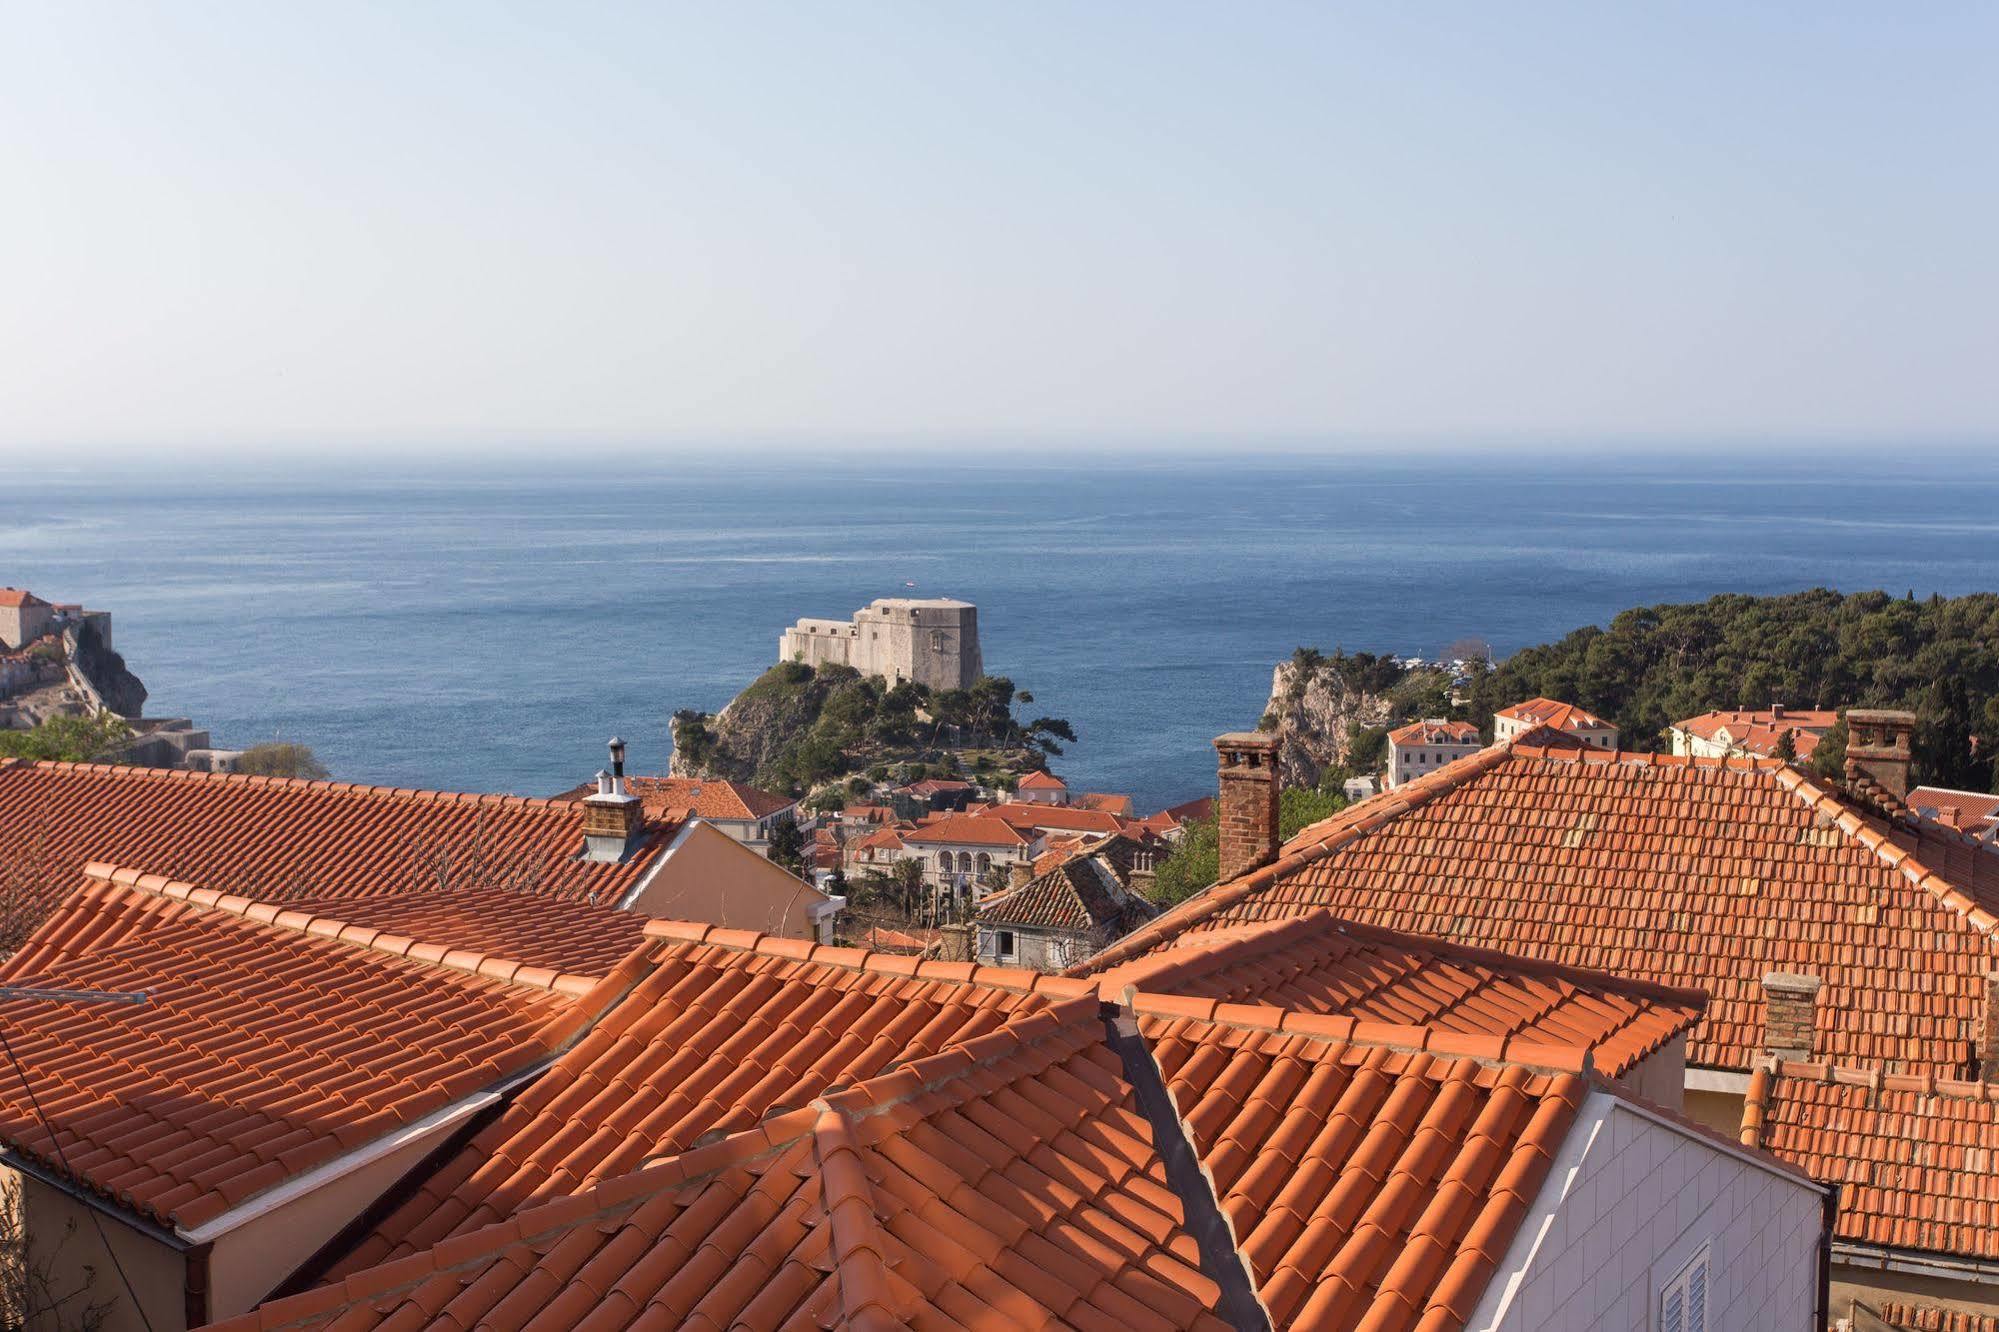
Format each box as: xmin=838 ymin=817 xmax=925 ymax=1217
xmin=1817 ymin=1183 xmax=1837 ymax=1332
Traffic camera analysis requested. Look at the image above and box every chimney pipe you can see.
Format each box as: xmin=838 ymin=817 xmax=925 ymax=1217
xmin=1007 ymin=860 xmax=1035 ymax=890
xmin=1761 ymin=972 xmax=1821 ymax=1061
xmin=1843 ymin=709 xmax=1916 ymax=800
xmin=1215 ymin=732 xmax=1282 ymax=883
xmin=582 ymin=739 xmax=644 ymax=863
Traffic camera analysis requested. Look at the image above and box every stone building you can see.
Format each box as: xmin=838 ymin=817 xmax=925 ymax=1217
xmin=974 ymin=834 xmax=1159 ymax=972
xmin=1384 ymin=717 xmax=1482 ymax=788
xmin=0 ymin=587 xmax=53 ymax=649
xmin=777 ymin=597 xmax=982 ymax=691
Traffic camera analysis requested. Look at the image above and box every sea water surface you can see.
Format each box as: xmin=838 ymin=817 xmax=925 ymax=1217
xmin=3 ymin=451 xmax=1996 ymax=811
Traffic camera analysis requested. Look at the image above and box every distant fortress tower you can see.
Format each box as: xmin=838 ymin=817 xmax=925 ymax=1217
xmin=779 ymin=598 xmax=983 ymax=692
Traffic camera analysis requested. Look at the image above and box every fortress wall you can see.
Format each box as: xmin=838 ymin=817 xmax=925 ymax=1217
xmin=782 ymin=599 xmax=981 ymax=691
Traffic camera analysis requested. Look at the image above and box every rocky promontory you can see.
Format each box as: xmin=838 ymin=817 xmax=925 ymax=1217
xmin=670 ymin=662 xmax=1069 ymax=798
xmin=1257 ymin=650 xmax=1454 ymax=789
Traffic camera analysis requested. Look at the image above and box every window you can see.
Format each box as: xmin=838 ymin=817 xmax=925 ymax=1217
xmin=1659 ymin=1246 xmax=1709 ymax=1332
xmin=996 ymin=930 xmax=1016 ymax=958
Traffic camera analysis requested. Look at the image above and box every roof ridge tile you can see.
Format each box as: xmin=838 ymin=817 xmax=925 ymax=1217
xmin=78 ymin=863 xmax=602 ymax=996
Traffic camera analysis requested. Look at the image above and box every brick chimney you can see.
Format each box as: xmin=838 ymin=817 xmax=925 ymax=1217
xmin=581 ymin=737 xmax=644 ymax=863
xmin=1761 ymin=972 xmax=1821 ymax=1061
xmin=1215 ymin=732 xmax=1281 ymax=883
xmin=1008 ymin=859 xmax=1035 ymax=889
xmin=1844 ymin=709 xmax=1915 ymax=801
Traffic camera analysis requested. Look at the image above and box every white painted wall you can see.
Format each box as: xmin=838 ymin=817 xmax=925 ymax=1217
xmin=1471 ymin=1090 xmax=1823 ymax=1331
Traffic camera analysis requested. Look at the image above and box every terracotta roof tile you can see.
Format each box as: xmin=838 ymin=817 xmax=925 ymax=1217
xmin=902 ymin=813 xmax=1031 ymax=847
xmin=0 ymin=760 xmax=672 ymax=940
xmin=1133 ymin=999 xmax=1585 ymax=1328
xmin=1743 ymin=1058 xmax=1999 ymax=1264
xmin=273 ymin=889 xmax=647 ymax=979
xmin=236 ymin=999 xmax=1233 ymax=1332
xmin=322 ymin=927 xmax=1095 ymax=1280
xmin=1017 ymin=771 xmax=1068 ymax=791
xmin=0 ymin=868 xmax=582 ymax=1234
xmin=1387 ymin=720 xmax=1481 ymax=746
xmin=990 ymin=802 xmax=1129 ymax=835
xmin=614 ymin=775 xmax=796 ymax=820
xmin=1872 ymin=1303 xmax=1999 ymax=1332
xmin=1085 ymin=743 xmax=1999 ymax=1076
xmin=1492 ymin=697 xmax=1612 ymax=732
xmin=1096 ymin=911 xmax=1705 ymax=1077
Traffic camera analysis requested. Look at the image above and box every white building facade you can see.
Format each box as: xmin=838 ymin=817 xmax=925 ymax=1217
xmin=1469 ymin=1089 xmax=1828 ymax=1331
xmin=1385 ymin=719 xmax=1483 ymax=788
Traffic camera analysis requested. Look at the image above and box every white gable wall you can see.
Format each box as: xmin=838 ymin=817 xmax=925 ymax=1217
xmin=1469 ymin=1089 xmax=1824 ymax=1331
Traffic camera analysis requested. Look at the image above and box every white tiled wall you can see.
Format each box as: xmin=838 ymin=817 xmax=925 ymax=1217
xmin=1473 ymin=1092 xmax=1823 ymax=1330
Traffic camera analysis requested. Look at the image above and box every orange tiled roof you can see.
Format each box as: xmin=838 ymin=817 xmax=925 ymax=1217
xmin=244 ymin=908 xmax=1818 ymax=1332
xmin=1911 ymin=785 xmax=1999 ymax=830
xmin=990 ymin=801 xmax=1127 ymax=835
xmin=616 ymin=775 xmax=796 ymax=820
xmin=0 ymin=760 xmax=673 ymax=935
xmin=1872 ymin=1304 xmax=1999 ymax=1332
xmin=1675 ymin=707 xmax=1839 ymax=741
xmin=1031 ymin=832 xmax=1095 ymax=875
xmin=0 ymin=866 xmax=607 ymax=1234
xmin=1084 ymin=743 xmax=1999 ymax=1076
xmin=1161 ymin=795 xmax=1215 ymax=823
xmin=323 ymin=923 xmax=1093 ymax=1279
xmin=1016 ymin=769 xmax=1067 ymax=790
xmin=1097 ymin=911 xmax=1705 ymax=1077
xmin=898 ymin=777 xmax=973 ymax=797
xmin=0 ymin=588 xmax=46 ymax=608
xmin=1076 ymin=791 xmax=1136 ymax=815
xmin=1494 ymin=697 xmax=1612 ymax=732
xmin=220 ymin=998 xmax=1238 ymax=1332
xmin=846 ymin=824 xmax=907 ymax=854
xmin=1135 ymin=995 xmax=1586 ymax=1328
xmin=1387 ymin=719 xmax=1480 ymax=746
xmin=1742 ymin=1058 xmax=1999 ymax=1263
xmin=279 ymin=887 xmax=648 ymax=979
xmin=901 ymin=812 xmax=1030 ymax=847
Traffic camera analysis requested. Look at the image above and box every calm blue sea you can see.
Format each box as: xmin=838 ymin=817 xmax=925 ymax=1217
xmin=3 ymin=450 xmax=1995 ymax=811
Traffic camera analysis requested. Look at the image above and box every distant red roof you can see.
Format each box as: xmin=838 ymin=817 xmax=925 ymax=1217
xmin=0 ymin=588 xmax=47 ymax=609
xmin=1909 ymin=786 xmax=1999 ymax=832
xmin=1495 ymin=697 xmax=1614 ymax=732
xmin=1387 ymin=718 xmax=1481 ymax=746
xmin=902 ymin=813 xmax=1029 ymax=847
xmin=1075 ymin=791 xmax=1135 ymax=815
xmin=898 ymin=777 xmax=972 ymax=796
xmin=1674 ymin=708 xmax=1837 ymax=759
xmin=618 ymin=775 xmax=796 ymax=820
xmin=1016 ymin=770 xmax=1067 ymax=790
xmin=989 ymin=801 xmax=1125 ymax=835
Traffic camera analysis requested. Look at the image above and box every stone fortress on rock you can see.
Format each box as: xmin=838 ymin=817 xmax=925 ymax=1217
xmin=778 ymin=597 xmax=983 ymax=691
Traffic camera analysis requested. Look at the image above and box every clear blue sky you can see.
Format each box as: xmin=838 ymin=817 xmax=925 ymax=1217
xmin=1 ymin=3 xmax=1992 ymax=457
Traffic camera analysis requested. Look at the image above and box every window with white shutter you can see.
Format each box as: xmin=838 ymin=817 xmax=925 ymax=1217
xmin=1660 ymin=1245 xmax=1710 ymax=1332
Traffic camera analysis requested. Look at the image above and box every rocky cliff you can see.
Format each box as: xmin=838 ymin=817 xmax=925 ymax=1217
xmin=1257 ymin=653 xmax=1454 ymax=788
xmin=670 ymin=665 xmax=842 ymax=786
xmin=66 ymin=622 xmax=147 ymax=717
